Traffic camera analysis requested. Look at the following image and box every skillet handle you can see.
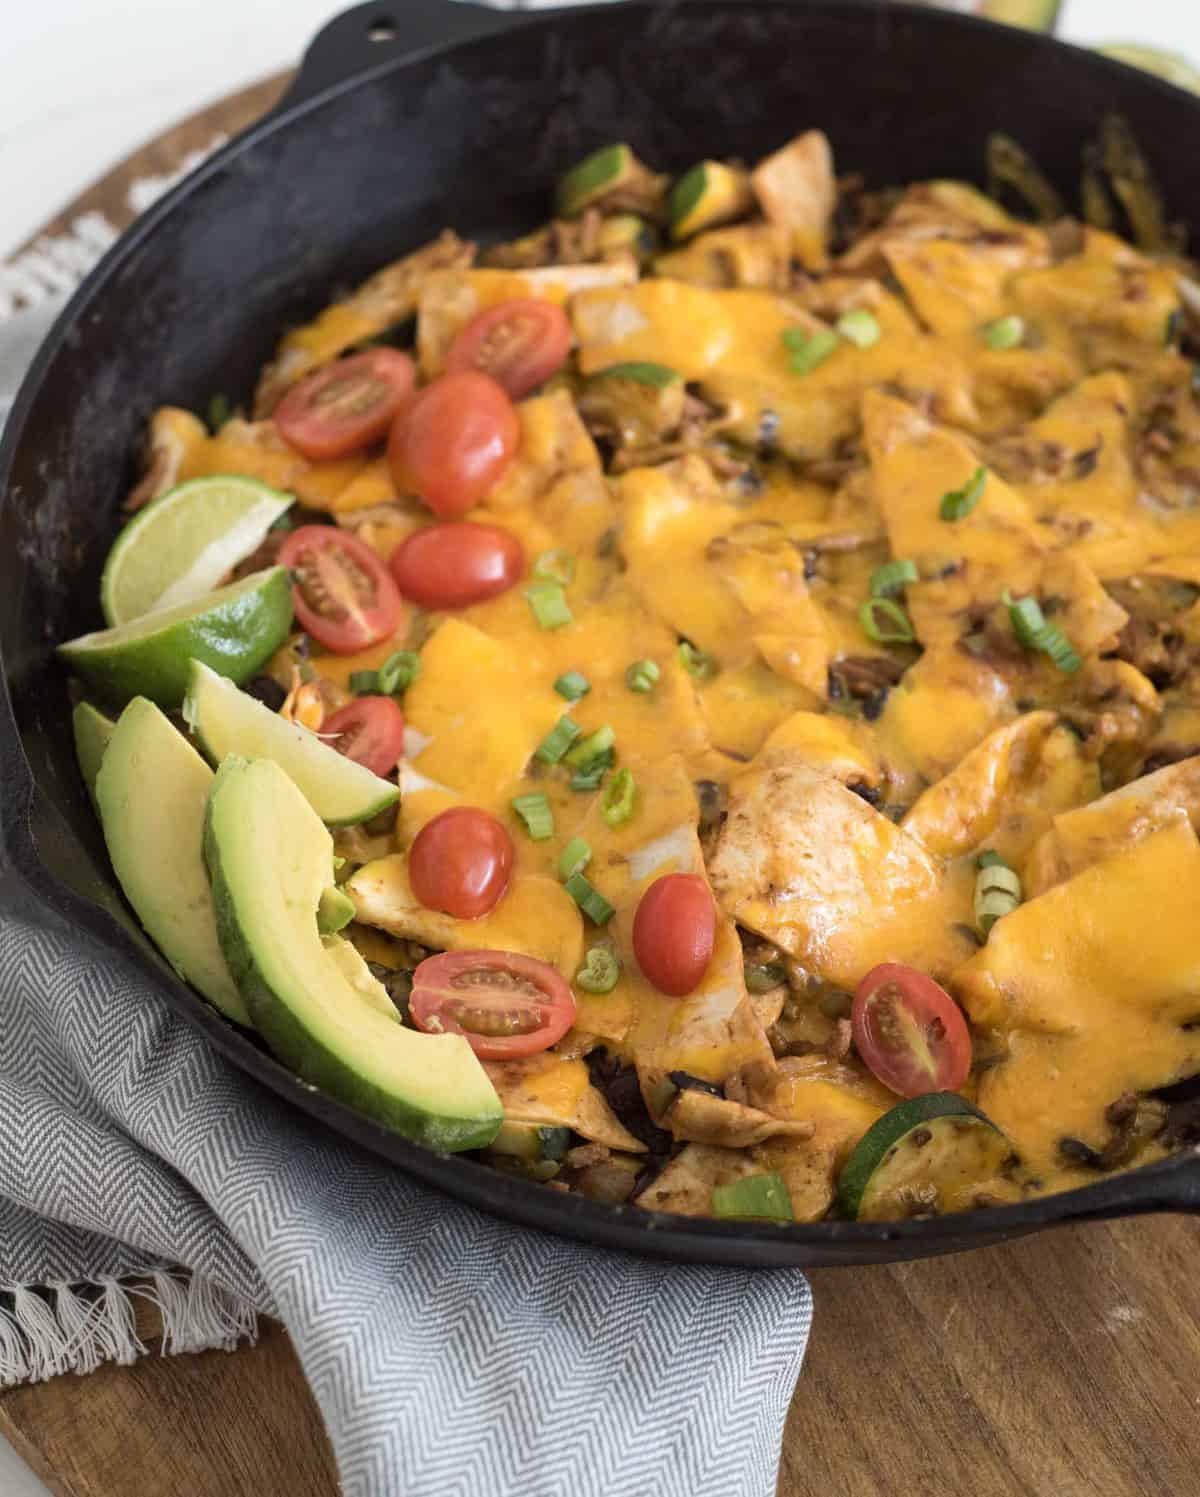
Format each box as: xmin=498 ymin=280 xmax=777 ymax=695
xmin=276 ymin=0 xmax=527 ymax=113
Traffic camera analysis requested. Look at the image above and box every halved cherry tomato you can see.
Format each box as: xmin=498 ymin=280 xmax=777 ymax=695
xmin=321 ymin=697 xmax=405 ymax=778
xmin=387 ymin=371 xmax=519 ymax=519
xmin=279 ymin=525 xmax=406 ymax=654
xmin=409 ymin=807 xmax=514 ymax=919
xmin=274 ymin=349 xmax=415 ymax=460
xmin=632 ymin=873 xmax=716 ymax=997
xmin=851 ymin=963 xmax=972 ymax=1099
xmin=446 ymin=299 xmax=572 ymax=401
xmin=409 ymin=950 xmax=576 ymax=1060
xmin=389 ymin=522 xmax=525 ymax=611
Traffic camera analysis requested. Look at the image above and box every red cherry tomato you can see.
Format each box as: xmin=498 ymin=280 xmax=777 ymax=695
xmin=409 ymin=807 xmax=514 ymax=919
xmin=446 ymin=299 xmax=573 ymax=401
xmin=851 ymin=963 xmax=972 ymax=1099
xmin=389 ymin=522 xmax=525 ymax=611
xmin=409 ymin=950 xmax=576 ymax=1060
xmin=387 ymin=371 xmax=519 ymax=519
xmin=274 ymin=349 xmax=415 ymax=460
xmin=632 ymin=873 xmax=716 ymax=997
xmin=321 ymin=697 xmax=405 ymax=778
xmin=279 ymin=525 xmax=405 ymax=654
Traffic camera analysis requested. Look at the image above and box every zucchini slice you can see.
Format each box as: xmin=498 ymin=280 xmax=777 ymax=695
xmin=485 ymin=1121 xmax=571 ymax=1163
xmin=557 ymin=144 xmax=636 ymax=218
xmin=838 ymin=1093 xmax=1017 ymax=1221
xmin=669 ymin=162 xmax=755 ymax=242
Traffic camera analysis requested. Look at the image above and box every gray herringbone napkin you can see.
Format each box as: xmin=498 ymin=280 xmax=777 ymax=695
xmin=0 ymin=316 xmax=811 ymax=1496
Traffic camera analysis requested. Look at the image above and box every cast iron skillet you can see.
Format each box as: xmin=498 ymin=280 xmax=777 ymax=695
xmin=3 ymin=0 xmax=1200 ymax=1268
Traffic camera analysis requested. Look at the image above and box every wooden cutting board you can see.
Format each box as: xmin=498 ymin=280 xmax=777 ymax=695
xmin=5 ymin=76 xmax=1200 ymax=1497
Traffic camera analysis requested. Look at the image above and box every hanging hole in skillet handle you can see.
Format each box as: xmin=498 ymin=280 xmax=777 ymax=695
xmin=274 ymin=0 xmax=529 ymax=116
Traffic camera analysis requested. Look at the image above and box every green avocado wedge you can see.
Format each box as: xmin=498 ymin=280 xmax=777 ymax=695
xmin=95 ymin=699 xmax=250 ymax=1026
xmin=58 ymin=566 xmax=293 ymax=709
xmin=183 ymin=660 xmax=399 ymax=826
xmin=72 ymin=702 xmax=116 ymax=811
xmin=204 ymin=757 xmax=502 ymax=1152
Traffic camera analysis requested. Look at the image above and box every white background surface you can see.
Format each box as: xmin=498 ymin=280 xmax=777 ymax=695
xmin=0 ymin=0 xmax=1197 ymax=1492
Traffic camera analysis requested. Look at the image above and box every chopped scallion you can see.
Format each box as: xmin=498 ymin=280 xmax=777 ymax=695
xmin=984 ymin=315 xmax=1026 ymax=350
xmin=975 ymin=851 xmax=1022 ymax=936
xmin=1002 ymin=590 xmax=1082 ymax=673
xmin=678 ymin=640 xmax=717 ymax=680
xmin=511 ymin=792 xmax=554 ymax=841
xmin=600 ymin=768 xmax=636 ymax=827
xmin=377 ymin=650 xmax=421 ymax=695
xmin=576 ymin=946 xmax=620 ymax=994
xmin=711 ymin=1172 xmax=794 ymax=1222
xmin=564 ymin=872 xmax=615 ymax=925
xmin=569 ymin=749 xmax=615 ymax=791
xmin=532 ymin=549 xmax=576 ymax=585
xmin=553 ymin=670 xmax=591 ymax=702
xmin=565 ymin=724 xmax=615 ymax=768
xmin=939 ymin=466 xmax=989 ymax=522
xmin=525 ymin=579 xmax=573 ymax=630
xmin=535 ymin=716 xmax=582 ymax=765
xmin=836 ymin=308 xmax=881 ymax=348
xmin=785 ymin=327 xmax=839 ymax=375
xmin=559 ymin=837 xmax=592 ymax=880
xmin=858 ymin=596 xmax=915 ymax=645
xmin=869 ymin=559 xmax=919 ymax=598
xmin=348 ymin=670 xmax=379 ymax=696
xmin=625 ymin=658 xmax=661 ymax=694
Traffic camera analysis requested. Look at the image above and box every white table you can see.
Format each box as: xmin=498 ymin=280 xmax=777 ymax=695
xmin=1 ymin=0 xmax=1197 ymax=1492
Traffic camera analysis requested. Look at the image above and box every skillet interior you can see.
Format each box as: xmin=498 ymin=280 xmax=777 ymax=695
xmin=3 ymin=0 xmax=1200 ymax=1265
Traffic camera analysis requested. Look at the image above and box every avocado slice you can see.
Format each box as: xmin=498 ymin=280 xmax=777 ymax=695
xmin=183 ymin=660 xmax=399 ymax=826
xmin=72 ymin=701 xmax=116 ymax=812
xmin=205 ymin=756 xmax=502 ymax=1151
xmin=95 ymin=698 xmax=250 ymax=1026
xmin=837 ymin=1093 xmax=1017 ymax=1221
xmin=669 ymin=162 xmax=755 ymax=242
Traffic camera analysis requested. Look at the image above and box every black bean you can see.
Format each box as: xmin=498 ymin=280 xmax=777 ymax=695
xmin=246 ymin=675 xmax=287 ymax=712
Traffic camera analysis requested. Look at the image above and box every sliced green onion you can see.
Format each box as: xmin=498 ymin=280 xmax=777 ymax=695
xmin=869 ymin=559 xmax=919 ymax=598
xmin=576 ymin=946 xmax=620 ymax=994
xmin=348 ymin=670 xmax=379 ymax=696
xmin=984 ymin=315 xmax=1026 ymax=350
xmin=535 ymin=716 xmax=582 ymax=765
xmin=525 ymin=580 xmax=573 ymax=630
xmin=975 ymin=853 xmax=1022 ymax=936
xmin=593 ymin=361 xmax=681 ymax=388
xmin=206 ymin=393 xmax=232 ymax=433
xmin=858 ymin=597 xmax=915 ymax=645
xmin=786 ymin=327 xmax=839 ymax=375
xmin=600 ymin=768 xmax=636 ymax=827
xmin=565 ymin=724 xmax=615 ymax=767
xmin=377 ymin=650 xmax=421 ymax=695
xmin=678 ymin=641 xmax=717 ymax=680
xmin=940 ymin=466 xmax=989 ymax=522
xmin=711 ymin=1173 xmax=795 ymax=1222
xmin=625 ymin=659 xmax=661 ymax=694
xmin=553 ymin=670 xmax=591 ymax=702
xmin=836 ymin=308 xmax=881 ymax=348
xmin=559 ymin=836 xmax=592 ymax=880
xmin=570 ymin=749 xmax=615 ymax=791
xmin=1002 ymin=590 xmax=1082 ymax=673
xmin=564 ymin=872 xmax=615 ymax=925
xmin=532 ymin=549 xmax=576 ymax=585
xmin=511 ymin=792 xmax=554 ymax=842
xmin=745 ymin=963 xmax=788 ymax=994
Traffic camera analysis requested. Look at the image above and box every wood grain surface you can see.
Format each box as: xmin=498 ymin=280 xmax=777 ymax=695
xmin=6 ymin=71 xmax=1200 ymax=1497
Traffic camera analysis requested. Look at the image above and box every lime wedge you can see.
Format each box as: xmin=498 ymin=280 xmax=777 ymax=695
xmin=1098 ymin=44 xmax=1200 ymax=94
xmin=59 ymin=567 xmax=294 ymax=708
xmin=100 ymin=475 xmax=294 ymax=627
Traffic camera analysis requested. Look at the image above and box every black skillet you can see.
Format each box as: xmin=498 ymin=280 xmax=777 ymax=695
xmin=3 ymin=0 xmax=1200 ymax=1268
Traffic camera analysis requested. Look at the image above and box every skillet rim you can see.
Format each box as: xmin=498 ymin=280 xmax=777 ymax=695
xmin=3 ymin=0 xmax=1200 ymax=1265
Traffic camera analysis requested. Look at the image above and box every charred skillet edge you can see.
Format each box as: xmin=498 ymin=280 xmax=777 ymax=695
xmin=273 ymin=0 xmax=529 ymax=115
